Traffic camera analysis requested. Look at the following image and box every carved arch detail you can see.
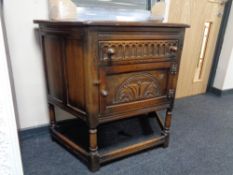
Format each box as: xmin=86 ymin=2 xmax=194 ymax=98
xmin=113 ymin=73 xmax=161 ymax=104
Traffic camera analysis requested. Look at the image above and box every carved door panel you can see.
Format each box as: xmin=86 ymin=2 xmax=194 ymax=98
xmin=99 ymin=65 xmax=175 ymax=117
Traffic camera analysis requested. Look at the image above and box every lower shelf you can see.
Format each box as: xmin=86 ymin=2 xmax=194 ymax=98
xmin=51 ymin=115 xmax=167 ymax=169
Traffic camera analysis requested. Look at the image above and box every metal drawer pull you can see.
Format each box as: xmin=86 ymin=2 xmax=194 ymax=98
xmin=101 ymin=89 xmax=108 ymax=97
xmin=107 ymin=48 xmax=115 ymax=58
xmin=169 ymin=46 xmax=178 ymax=53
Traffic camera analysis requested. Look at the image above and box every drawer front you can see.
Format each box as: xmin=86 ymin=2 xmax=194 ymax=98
xmin=98 ymin=63 xmax=177 ymax=117
xmin=99 ymin=40 xmax=179 ymax=65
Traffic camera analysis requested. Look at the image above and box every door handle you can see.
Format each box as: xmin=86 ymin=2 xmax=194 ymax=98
xmin=217 ymin=12 xmax=223 ymax=17
xmin=169 ymin=46 xmax=178 ymax=53
xmin=106 ymin=48 xmax=115 ymax=60
xmin=93 ymin=80 xmax=101 ymax=86
xmin=103 ymin=48 xmax=115 ymax=61
xmin=101 ymin=89 xmax=108 ymax=97
xmin=208 ymin=0 xmax=228 ymax=5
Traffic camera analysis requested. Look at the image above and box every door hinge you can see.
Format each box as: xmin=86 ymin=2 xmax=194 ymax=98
xmin=167 ymin=89 xmax=175 ymax=99
xmin=93 ymin=80 xmax=101 ymax=86
xmin=170 ymin=63 xmax=178 ymax=75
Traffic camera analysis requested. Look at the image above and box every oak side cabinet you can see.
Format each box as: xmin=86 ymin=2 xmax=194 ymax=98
xmin=34 ymin=20 xmax=188 ymax=171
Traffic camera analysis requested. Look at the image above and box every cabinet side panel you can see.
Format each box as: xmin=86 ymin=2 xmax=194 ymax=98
xmin=65 ymin=39 xmax=85 ymax=111
xmin=44 ymin=36 xmax=65 ymax=102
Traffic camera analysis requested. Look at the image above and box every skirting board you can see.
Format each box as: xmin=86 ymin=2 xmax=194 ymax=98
xmin=19 ymin=124 xmax=49 ymax=141
xmin=209 ymin=87 xmax=233 ymax=96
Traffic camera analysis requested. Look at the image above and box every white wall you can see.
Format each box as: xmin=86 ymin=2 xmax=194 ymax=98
xmin=4 ymin=0 xmax=75 ymax=129
xmin=0 ymin=11 xmax=24 ymax=174
xmin=4 ymin=0 xmax=49 ymax=129
xmin=223 ymin=49 xmax=233 ymax=89
xmin=213 ymin=4 xmax=233 ymax=90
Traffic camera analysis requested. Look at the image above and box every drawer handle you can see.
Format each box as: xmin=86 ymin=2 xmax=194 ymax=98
xmin=169 ymin=46 xmax=178 ymax=53
xmin=101 ymin=89 xmax=108 ymax=97
xmin=107 ymin=48 xmax=115 ymax=59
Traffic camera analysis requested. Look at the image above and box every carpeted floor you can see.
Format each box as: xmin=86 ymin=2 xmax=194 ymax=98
xmin=20 ymin=93 xmax=233 ymax=175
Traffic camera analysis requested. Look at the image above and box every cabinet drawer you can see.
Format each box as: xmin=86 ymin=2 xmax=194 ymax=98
xmin=98 ymin=40 xmax=179 ymax=65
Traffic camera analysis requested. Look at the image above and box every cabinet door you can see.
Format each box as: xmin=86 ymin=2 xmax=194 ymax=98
xmin=98 ymin=63 xmax=177 ymax=119
xmin=168 ymin=0 xmax=226 ymax=97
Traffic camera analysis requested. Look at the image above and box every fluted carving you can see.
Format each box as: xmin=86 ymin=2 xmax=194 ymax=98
xmin=99 ymin=40 xmax=178 ymax=62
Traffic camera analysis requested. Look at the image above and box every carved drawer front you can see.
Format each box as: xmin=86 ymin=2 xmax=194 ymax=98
xmin=99 ymin=40 xmax=179 ymax=64
xmin=99 ymin=69 xmax=169 ymax=116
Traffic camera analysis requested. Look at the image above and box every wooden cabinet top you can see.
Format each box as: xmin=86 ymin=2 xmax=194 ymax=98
xmin=34 ymin=20 xmax=189 ymax=28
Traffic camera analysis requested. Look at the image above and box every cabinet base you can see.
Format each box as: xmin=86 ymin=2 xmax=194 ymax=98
xmin=51 ymin=114 xmax=169 ymax=172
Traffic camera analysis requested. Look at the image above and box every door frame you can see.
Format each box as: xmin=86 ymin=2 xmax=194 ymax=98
xmin=164 ymin=0 xmax=232 ymax=96
xmin=207 ymin=0 xmax=233 ymax=92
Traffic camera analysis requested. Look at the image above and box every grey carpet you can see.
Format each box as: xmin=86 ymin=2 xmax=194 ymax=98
xmin=20 ymin=93 xmax=233 ymax=175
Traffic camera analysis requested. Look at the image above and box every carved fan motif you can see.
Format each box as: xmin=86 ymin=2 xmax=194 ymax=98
xmin=114 ymin=73 xmax=162 ymax=104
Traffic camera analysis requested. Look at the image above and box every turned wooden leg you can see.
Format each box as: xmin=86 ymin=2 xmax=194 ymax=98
xmin=49 ymin=104 xmax=56 ymax=128
xmin=163 ymin=109 xmax=172 ymax=148
xmin=88 ymin=129 xmax=100 ymax=172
